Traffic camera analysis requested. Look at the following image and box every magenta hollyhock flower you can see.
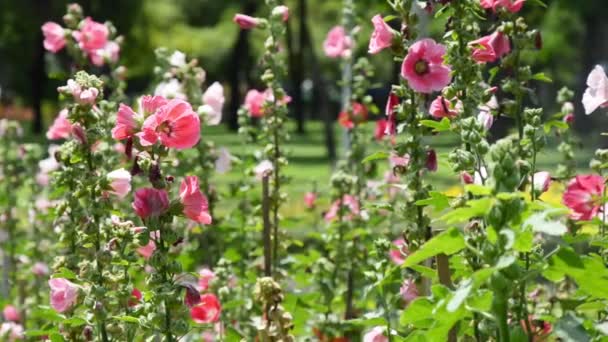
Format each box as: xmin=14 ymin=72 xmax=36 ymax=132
xmin=400 ymin=279 xmax=419 ymax=304
xmin=112 ymin=104 xmax=140 ymax=140
xmin=389 ymin=239 xmax=409 ymax=265
xmin=304 ymin=192 xmax=317 ymax=209
xmin=41 ymin=22 xmax=66 ymax=53
xmin=191 ymin=294 xmax=221 ymax=324
xmin=429 ymin=96 xmax=461 ymax=119
xmin=233 ymin=14 xmax=261 ymax=29
xmin=138 ymin=99 xmax=201 ymax=149
xmin=244 ymin=89 xmax=266 ymax=118
xmin=201 ymin=82 xmax=225 ymax=125
xmin=582 ymin=65 xmax=608 ymax=114
xmin=461 ymin=171 xmax=474 ymax=185
xmin=374 ymin=119 xmax=389 ymax=141
xmin=480 ymin=0 xmax=525 ymax=13
xmin=469 ymin=31 xmax=511 ymax=64
xmin=179 ymin=176 xmax=212 ymax=225
xmin=323 ymin=26 xmax=352 ymax=59
xmin=72 ymin=17 xmax=109 ymax=53
xmin=128 ymin=288 xmax=142 ymax=307
xmin=49 ymin=278 xmax=79 ymax=313
xmin=426 ymin=149 xmax=438 ymax=172
xmin=2 ymin=306 xmax=20 ymax=322
xmin=363 ymin=326 xmax=389 ymax=342
xmin=132 ymin=188 xmax=170 ymax=219
xmin=533 ymin=171 xmax=551 ymax=194
xmin=107 ymin=168 xmax=132 ymax=199
xmin=369 ymin=15 xmax=394 ymax=54
xmin=46 ymin=109 xmax=72 ymax=140
xmin=324 ymin=195 xmax=360 ymax=222
xmin=401 ymin=39 xmax=451 ymax=93
xmin=563 ymin=175 xmax=605 ymax=221
xmin=198 ymin=268 xmax=216 ymax=292
xmin=563 ymin=113 xmax=574 ymax=124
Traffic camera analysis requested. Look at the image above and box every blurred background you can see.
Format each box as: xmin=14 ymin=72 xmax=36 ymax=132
xmin=1 ymin=0 xmax=607 ymax=201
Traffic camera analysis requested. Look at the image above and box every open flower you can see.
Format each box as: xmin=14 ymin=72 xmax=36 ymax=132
xmin=90 ymin=41 xmax=120 ymax=66
xmin=325 ymin=195 xmax=360 ymax=222
xmin=401 ymin=39 xmax=451 ymax=93
xmin=138 ymin=99 xmax=201 ymax=149
xmin=480 ymin=0 xmax=525 ymax=13
xmin=112 ymin=104 xmax=140 ymax=140
xmin=469 ymin=31 xmax=511 ymax=64
xmin=49 ymin=278 xmax=79 ymax=313
xmin=155 ymin=79 xmax=186 ymax=100
xmin=323 ymin=26 xmax=352 ymax=59
xmin=582 ymin=65 xmax=608 ymax=114
xmin=72 ymin=17 xmax=109 ymax=53
xmin=563 ymin=174 xmax=605 ymax=221
xmin=244 ymin=89 xmax=267 ymax=118
xmin=429 ymin=96 xmax=461 ymax=119
xmin=46 ymin=109 xmax=72 ymax=140
xmin=132 ymin=188 xmax=170 ymax=219
xmin=128 ymin=289 xmax=142 ymax=307
xmin=201 ymin=82 xmax=225 ymax=125
xmin=107 ymin=168 xmax=132 ymax=199
xmin=369 ymin=15 xmax=394 ymax=54
xmin=191 ymin=294 xmax=221 ymax=324
xmin=254 ymin=160 xmax=274 ymax=180
xmin=389 ymin=239 xmax=409 ymax=265
xmin=41 ymin=22 xmax=66 ymax=53
xmin=179 ymin=176 xmax=212 ymax=224
xmin=198 ymin=268 xmax=216 ymax=292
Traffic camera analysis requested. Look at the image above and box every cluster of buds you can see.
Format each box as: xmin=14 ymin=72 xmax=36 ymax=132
xmin=254 ymin=277 xmax=295 ymax=342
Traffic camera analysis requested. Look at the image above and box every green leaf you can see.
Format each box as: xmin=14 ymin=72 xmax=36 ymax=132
xmin=50 ymin=333 xmax=66 ymax=342
xmin=53 ymin=267 xmax=78 ymax=280
xmin=112 ymin=315 xmax=140 ymax=324
xmin=415 ymin=191 xmax=450 ymax=211
xmin=63 ymin=316 xmax=87 ymax=327
xmin=467 ymin=290 xmax=493 ymax=312
xmin=346 ymin=313 xmax=385 ymax=327
xmin=420 ymin=117 xmax=451 ymax=132
xmin=532 ymin=72 xmax=552 ymax=83
xmin=403 ymin=228 xmax=465 ymax=267
xmin=400 ymin=298 xmax=433 ymax=327
xmin=225 ymin=327 xmax=243 ymax=340
xmin=362 ymin=151 xmax=389 ymax=164
xmin=554 ymin=312 xmax=590 ymax=342
xmin=447 ymin=279 xmax=473 ymax=312
xmin=438 ymin=198 xmax=493 ymax=224
xmin=464 ymin=184 xmax=491 ymax=196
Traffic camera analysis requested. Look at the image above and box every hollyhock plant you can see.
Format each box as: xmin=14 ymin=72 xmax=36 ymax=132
xmin=106 ymin=168 xmax=132 ymax=199
xmin=468 ymin=31 xmax=511 ymax=63
xmin=389 ymin=239 xmax=409 ymax=265
xmin=582 ymin=65 xmax=608 ymax=114
xmin=563 ymin=174 xmax=605 ymax=221
xmin=480 ymin=0 xmax=526 ymax=13
xmin=429 ymin=96 xmax=461 ymax=119
xmin=198 ymin=268 xmax=216 ymax=292
xmin=46 ymin=109 xmax=72 ymax=140
xmin=323 ymin=26 xmax=352 ymax=59
xmin=201 ymin=82 xmax=225 ymax=125
xmin=400 ymin=279 xmax=419 ymax=304
xmin=369 ymin=15 xmax=394 ymax=54
xmin=325 ymin=195 xmax=360 ymax=222
xmin=304 ymin=192 xmax=317 ymax=209
xmin=363 ymin=326 xmax=389 ymax=342
xmin=401 ymin=39 xmax=451 ymax=93
xmin=234 ymin=14 xmax=262 ymax=30
xmin=49 ymin=278 xmax=79 ymax=313
xmin=179 ymin=176 xmax=212 ymax=224
xmin=138 ymin=99 xmax=201 ymax=149
xmin=132 ymin=188 xmax=170 ymax=219
xmin=2 ymin=306 xmax=20 ymax=322
xmin=72 ymin=17 xmax=109 ymax=53
xmin=41 ymin=22 xmax=66 ymax=53
xmin=191 ymin=294 xmax=221 ymax=324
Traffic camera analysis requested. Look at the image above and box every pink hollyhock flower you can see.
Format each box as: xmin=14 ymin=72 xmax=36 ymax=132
xmin=0 ymin=322 xmax=24 ymax=341
xmin=582 ymin=65 xmax=608 ymax=114
xmin=533 ymin=171 xmax=551 ymax=194
xmin=58 ymin=79 xmax=82 ymax=98
xmin=325 ymin=195 xmax=360 ymax=222
xmin=72 ymin=17 xmax=109 ymax=53
xmin=563 ymin=113 xmax=574 ymax=124
xmin=480 ymin=0 xmax=525 ymax=13
xmin=304 ymin=192 xmax=317 ymax=209
xmin=385 ymin=92 xmax=399 ymax=135
xmin=401 ymin=39 xmax=451 ymax=93
xmin=563 ymin=174 xmax=605 ymax=221
xmin=390 ymin=152 xmax=410 ymax=168
xmin=338 ymin=102 xmax=368 ymax=129
xmin=138 ymin=99 xmax=201 ymax=149
xmin=32 ymin=262 xmax=49 ymax=276
xmin=132 ymin=188 xmax=170 ymax=219
xmin=400 ymin=279 xmax=419 ymax=304
xmin=142 ymin=95 xmax=168 ymax=116
xmin=369 ymin=15 xmax=394 ymax=54
xmin=272 ymin=5 xmax=290 ymax=22
xmin=201 ymin=82 xmax=225 ymax=125
xmin=477 ymin=110 xmax=494 ymax=130
xmin=78 ymin=88 xmax=99 ymax=105
xmin=49 ymin=278 xmax=78 ymax=313
xmin=191 ymin=294 xmax=221 ymax=324
xmin=375 ymin=119 xmax=389 ymax=141
xmin=3 ymin=306 xmax=20 ymax=322
xmin=71 ymin=124 xmax=87 ymax=144
xmin=198 ymin=268 xmax=216 ymax=292
xmin=389 ymin=239 xmax=409 ymax=265
xmin=461 ymin=171 xmax=474 ymax=185
xmin=426 ymin=149 xmax=438 ymax=172
xmin=429 ymin=96 xmax=461 ymax=119
xmin=179 ymin=176 xmax=212 ymax=224
xmin=323 ymin=26 xmax=352 ymax=59
xmin=128 ymin=288 xmax=142 ymax=307
xmin=263 ymin=88 xmax=292 ymax=107
xmin=469 ymin=31 xmax=511 ymax=64
xmin=90 ymin=41 xmax=120 ymax=66
xmin=137 ymin=240 xmax=156 ymax=259
xmin=112 ymin=104 xmax=140 ymax=140
xmin=233 ymin=14 xmax=261 ymax=29
xmin=46 ymin=109 xmax=72 ymax=140
xmin=244 ymin=89 xmax=267 ymax=118
xmin=363 ymin=326 xmax=389 ymax=342
xmin=107 ymin=168 xmax=132 ymax=199
xmin=41 ymin=22 xmax=66 ymax=53
xmin=254 ymin=160 xmax=274 ymax=180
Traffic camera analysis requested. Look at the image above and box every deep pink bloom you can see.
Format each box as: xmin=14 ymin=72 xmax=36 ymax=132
xmin=128 ymin=289 xmax=142 ymax=307
xmin=385 ymin=93 xmax=399 ymax=135
xmin=400 ymin=279 xmax=419 ymax=304
xmin=90 ymin=41 xmax=120 ymax=66
xmin=46 ymin=109 xmax=72 ymax=140
xmin=233 ymin=14 xmax=261 ymax=29
xmin=132 ymin=188 xmax=170 ymax=219
xmin=244 ymin=89 xmax=267 ymax=118
xmin=179 ymin=176 xmax=212 ymax=224
xmin=324 ymin=195 xmax=360 ymax=222
xmin=184 ymin=286 xmax=202 ymax=308
xmin=563 ymin=113 xmax=574 ymax=124
xmin=461 ymin=171 xmax=474 ymax=185
xmin=369 ymin=15 xmax=394 ymax=54
xmin=375 ymin=119 xmax=389 ymax=141
xmin=107 ymin=168 xmax=132 ymax=199
xmin=141 ymin=95 xmax=168 ymax=116
xmin=112 ymin=104 xmax=140 ymax=140
xmin=137 ymin=240 xmax=156 ymax=259
xmin=72 ymin=17 xmax=109 ymax=53
xmin=49 ymin=278 xmax=78 ymax=313
xmin=389 ymin=239 xmax=409 ymax=265
xmin=582 ymin=65 xmax=608 ymax=114
xmin=138 ymin=99 xmax=201 ymax=149
xmin=429 ymin=96 xmax=460 ymax=119
xmin=469 ymin=31 xmax=511 ymax=64
xmin=563 ymin=174 xmax=605 ymax=221
xmin=41 ymin=22 xmax=66 ymax=53
xmin=191 ymin=294 xmax=221 ymax=324
xmin=533 ymin=171 xmax=551 ymax=194
xmin=426 ymin=149 xmax=438 ymax=172
xmin=198 ymin=268 xmax=216 ymax=292
xmin=323 ymin=26 xmax=352 ymax=59
xmin=363 ymin=326 xmax=389 ymax=342
xmin=480 ymin=0 xmax=525 ymax=13
xmin=304 ymin=192 xmax=317 ymax=209
xmin=272 ymin=5 xmax=290 ymax=22
xmin=3 ymin=306 xmax=20 ymax=322
xmin=401 ymin=39 xmax=451 ymax=93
